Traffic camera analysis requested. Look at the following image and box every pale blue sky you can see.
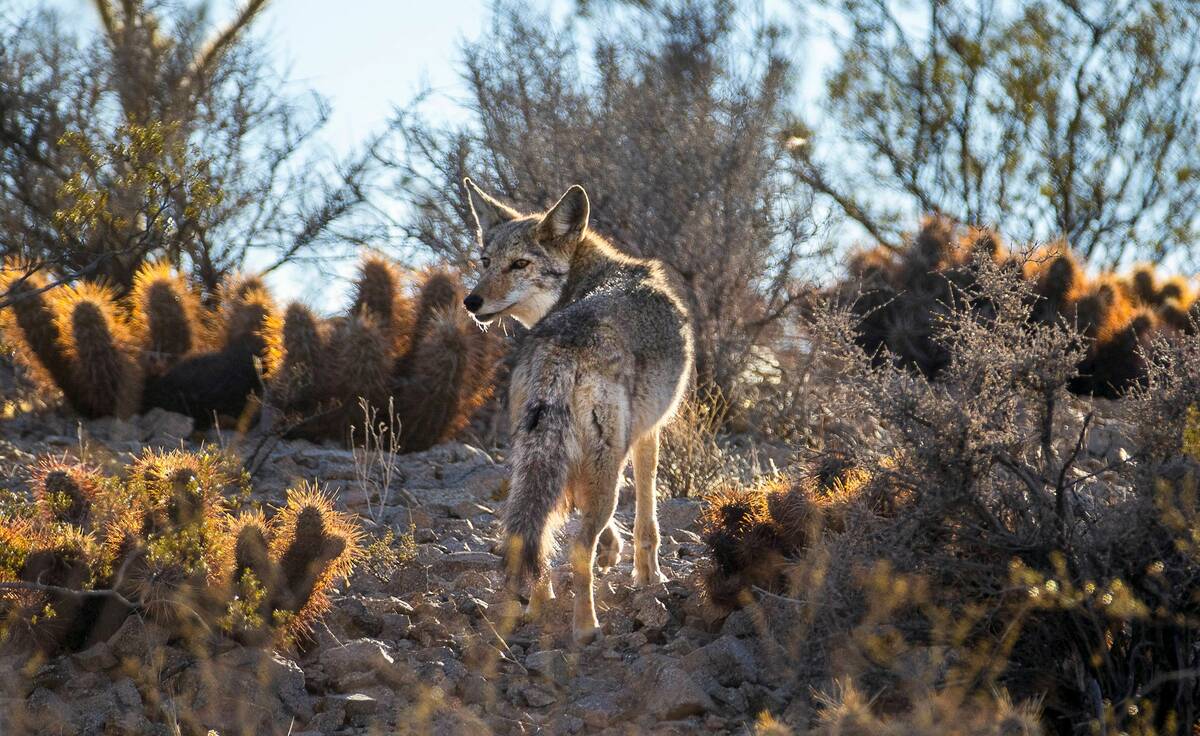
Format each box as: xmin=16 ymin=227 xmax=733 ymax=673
xmin=10 ymin=0 xmax=837 ymax=308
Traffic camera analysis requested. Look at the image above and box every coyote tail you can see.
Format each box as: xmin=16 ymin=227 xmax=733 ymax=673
xmin=502 ymin=350 xmax=579 ymax=590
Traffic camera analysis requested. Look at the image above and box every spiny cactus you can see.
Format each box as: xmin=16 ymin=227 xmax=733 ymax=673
xmin=700 ymin=459 xmax=877 ymax=609
xmin=393 ymin=302 xmax=498 ymax=452
xmin=216 ymin=275 xmax=280 ymax=360
xmin=839 ymin=218 xmax=1197 ymax=399
xmin=0 ymin=450 xmax=360 ymax=655
xmin=267 ymin=302 xmax=331 ymax=436
xmin=129 ymin=262 xmax=204 ymax=375
xmin=30 ymin=458 xmax=104 ymax=527
xmin=0 ymin=265 xmax=81 ymax=406
xmin=228 ymin=484 xmax=362 ymax=644
xmin=351 ymin=255 xmax=414 ymax=352
xmin=55 ymin=282 xmax=141 ymax=418
xmin=142 ymin=276 xmax=280 ymax=428
xmin=327 ymin=314 xmax=393 ymax=440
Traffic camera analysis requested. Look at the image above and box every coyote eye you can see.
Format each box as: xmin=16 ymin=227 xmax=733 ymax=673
xmin=510 ymin=259 xmax=531 ymax=270
xmin=480 ymin=257 xmax=491 ymax=268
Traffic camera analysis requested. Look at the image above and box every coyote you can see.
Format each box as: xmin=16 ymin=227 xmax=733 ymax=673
xmin=462 ymin=179 xmax=693 ymax=642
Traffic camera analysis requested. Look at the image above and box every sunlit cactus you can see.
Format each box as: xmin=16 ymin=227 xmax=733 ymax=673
xmin=351 ymin=254 xmax=414 ymax=352
xmin=55 ymin=282 xmax=141 ymax=418
xmin=30 ymin=458 xmax=103 ymax=527
xmin=265 ymin=483 xmax=363 ymax=642
xmin=129 ymin=262 xmax=204 ymax=375
xmin=0 ymin=264 xmax=80 ymax=406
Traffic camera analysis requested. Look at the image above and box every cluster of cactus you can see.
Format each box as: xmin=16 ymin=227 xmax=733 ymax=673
xmin=266 ymin=257 xmax=498 ymax=450
xmin=0 ymin=262 xmax=278 ymax=426
xmin=2 ymin=256 xmax=498 ymax=449
xmin=839 ymin=217 xmax=1198 ymax=398
xmin=699 ymin=455 xmax=882 ymax=608
xmin=0 ymin=449 xmax=362 ymax=654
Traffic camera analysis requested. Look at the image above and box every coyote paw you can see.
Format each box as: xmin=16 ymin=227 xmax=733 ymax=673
xmin=573 ymin=624 xmax=603 ymax=645
xmin=633 ymin=568 xmax=668 ymax=588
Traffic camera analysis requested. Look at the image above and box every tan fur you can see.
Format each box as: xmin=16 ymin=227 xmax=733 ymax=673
xmin=464 ymin=179 xmax=693 ymax=642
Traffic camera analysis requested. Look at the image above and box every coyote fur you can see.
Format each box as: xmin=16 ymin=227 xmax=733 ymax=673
xmin=462 ymin=179 xmax=693 ymax=642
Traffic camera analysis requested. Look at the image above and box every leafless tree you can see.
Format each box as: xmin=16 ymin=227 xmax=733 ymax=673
xmin=792 ymin=0 xmax=1200 ymax=266
xmin=382 ymin=0 xmax=824 ymax=399
xmin=0 ymin=0 xmax=378 ymax=296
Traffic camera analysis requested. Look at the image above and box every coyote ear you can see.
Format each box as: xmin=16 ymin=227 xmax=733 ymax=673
xmin=538 ymin=185 xmax=589 ymax=242
xmin=464 ymin=178 xmax=519 ymax=233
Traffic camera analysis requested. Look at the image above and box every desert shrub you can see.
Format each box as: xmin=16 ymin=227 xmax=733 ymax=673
xmin=0 ymin=448 xmax=362 ymax=654
xmin=707 ymin=257 xmax=1200 ymax=733
xmin=836 ymin=218 xmax=1197 ymax=399
xmin=656 ymin=388 xmax=759 ymax=499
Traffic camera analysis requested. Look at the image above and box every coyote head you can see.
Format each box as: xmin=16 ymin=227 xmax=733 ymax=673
xmin=462 ymin=179 xmax=589 ymax=327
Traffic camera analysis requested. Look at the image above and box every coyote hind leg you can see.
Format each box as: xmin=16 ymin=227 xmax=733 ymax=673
xmin=632 ymin=428 xmax=666 ymax=587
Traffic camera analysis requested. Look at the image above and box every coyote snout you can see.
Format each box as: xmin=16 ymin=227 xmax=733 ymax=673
xmin=463 ymin=178 xmax=693 ymax=644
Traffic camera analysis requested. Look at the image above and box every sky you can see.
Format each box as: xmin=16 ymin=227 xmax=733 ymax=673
xmin=10 ymin=0 xmax=835 ymax=308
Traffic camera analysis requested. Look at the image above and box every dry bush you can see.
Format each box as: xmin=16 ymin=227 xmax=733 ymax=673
xmin=836 ymin=218 xmax=1197 ymax=399
xmin=0 ymin=448 xmax=362 ymax=653
xmin=386 ymin=0 xmax=821 ymax=402
xmin=657 ymin=388 xmax=759 ymax=499
xmin=706 ymin=256 xmax=1200 ymax=733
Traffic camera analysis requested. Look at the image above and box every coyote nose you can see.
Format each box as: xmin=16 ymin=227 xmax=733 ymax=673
xmin=463 ymin=294 xmax=483 ymax=313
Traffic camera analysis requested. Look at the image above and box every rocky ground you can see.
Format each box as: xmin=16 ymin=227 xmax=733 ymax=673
xmin=0 ymin=407 xmax=811 ymax=735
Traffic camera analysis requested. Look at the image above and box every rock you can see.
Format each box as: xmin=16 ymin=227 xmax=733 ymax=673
xmin=335 ymin=692 xmax=380 ymax=719
xmin=521 ymin=683 xmax=557 ymax=708
xmin=657 ymin=498 xmax=701 ymax=533
xmin=451 ymin=500 xmax=494 ymax=520
xmin=138 ymin=407 xmax=194 ymax=444
xmin=574 ymin=692 xmax=624 ymax=729
xmin=306 ymin=697 xmax=347 ymax=732
xmin=441 ymin=551 xmax=502 ymax=573
xmin=682 ymin=636 xmax=759 ymax=687
xmin=632 ymin=589 xmax=671 ymax=631
xmin=381 ymin=612 xmax=413 ymax=640
xmin=720 ymin=609 xmax=756 ymax=638
xmin=525 ymin=649 xmax=571 ymax=686
xmin=72 ymin=642 xmax=117 ymax=672
xmin=319 ymin=638 xmax=398 ymax=688
xmin=107 ymin=616 xmax=169 ymax=663
xmin=169 ymin=648 xmax=313 ymax=734
xmin=87 ymin=416 xmax=139 ymax=443
xmin=460 ymin=673 xmax=492 ymax=705
xmin=641 ymin=661 xmax=714 ymax=720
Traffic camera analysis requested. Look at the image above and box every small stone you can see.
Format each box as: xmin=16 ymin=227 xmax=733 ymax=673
xmin=720 ymin=609 xmax=756 ymax=638
xmin=138 ymin=407 xmax=194 ymax=443
xmin=451 ymin=500 xmax=494 ymax=520
xmin=575 ymin=693 xmax=622 ymax=729
xmin=319 ymin=638 xmax=397 ymax=687
xmin=442 ymin=551 xmax=503 ymax=573
xmin=683 ymin=636 xmax=759 ymax=687
xmin=460 ymin=673 xmax=492 ymax=705
xmin=337 ymin=692 xmax=379 ymax=718
xmin=521 ymin=683 xmax=557 ymax=708
xmin=525 ymin=649 xmax=571 ymax=686
xmin=381 ymin=613 xmax=413 ymax=639
xmin=641 ymin=662 xmax=714 ymax=720
xmin=632 ymin=590 xmax=671 ymax=630
xmin=72 ymin=642 xmax=117 ymax=672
